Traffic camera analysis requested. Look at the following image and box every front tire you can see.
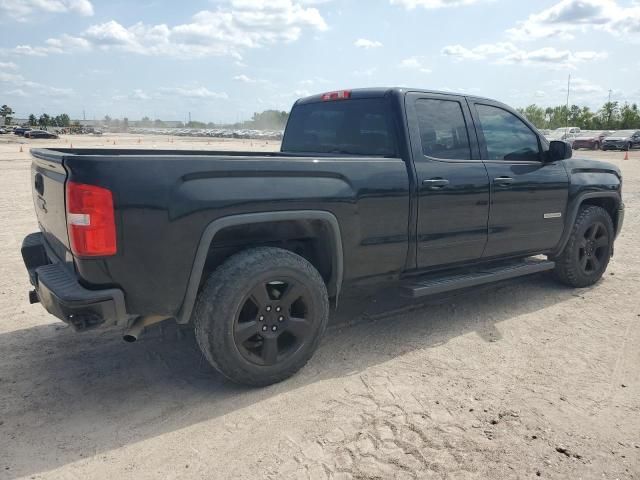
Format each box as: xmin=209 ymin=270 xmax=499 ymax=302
xmin=193 ymin=247 xmax=329 ymax=386
xmin=552 ymin=206 xmax=613 ymax=288
xmin=593 ymin=141 xmax=600 ymax=150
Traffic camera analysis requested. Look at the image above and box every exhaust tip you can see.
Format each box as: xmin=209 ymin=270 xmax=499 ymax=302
xmin=122 ymin=334 xmax=137 ymax=343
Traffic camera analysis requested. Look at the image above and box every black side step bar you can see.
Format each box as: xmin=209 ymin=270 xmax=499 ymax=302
xmin=402 ymin=259 xmax=555 ymax=298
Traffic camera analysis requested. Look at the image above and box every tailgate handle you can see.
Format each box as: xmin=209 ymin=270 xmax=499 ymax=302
xmin=34 ymin=173 xmax=44 ymax=195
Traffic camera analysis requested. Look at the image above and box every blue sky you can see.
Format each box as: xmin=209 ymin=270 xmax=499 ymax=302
xmin=1 ymin=0 xmax=639 ymax=123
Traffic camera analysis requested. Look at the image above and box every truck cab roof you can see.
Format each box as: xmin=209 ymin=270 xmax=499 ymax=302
xmin=295 ymin=87 xmax=498 ymax=106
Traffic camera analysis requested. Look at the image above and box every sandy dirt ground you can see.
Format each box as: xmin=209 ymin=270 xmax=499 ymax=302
xmin=0 ymin=133 xmax=638 ymax=480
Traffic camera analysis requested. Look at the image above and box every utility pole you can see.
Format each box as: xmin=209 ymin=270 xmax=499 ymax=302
xmin=565 ymin=74 xmax=571 ymax=133
xmin=607 ymin=89 xmax=613 ymax=129
xmin=188 ymin=111 xmax=191 ymax=126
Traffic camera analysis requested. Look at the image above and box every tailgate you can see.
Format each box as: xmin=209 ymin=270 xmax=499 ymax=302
xmin=31 ymin=150 xmax=70 ymax=261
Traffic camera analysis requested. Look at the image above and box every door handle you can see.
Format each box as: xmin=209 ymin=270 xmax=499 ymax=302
xmin=493 ymin=176 xmax=514 ymax=186
xmin=423 ymin=178 xmax=450 ymax=189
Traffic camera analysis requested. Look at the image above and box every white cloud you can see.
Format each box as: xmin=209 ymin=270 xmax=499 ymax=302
xmin=354 ymin=38 xmax=383 ymax=49
xmin=354 ymin=67 xmax=378 ymax=76
xmin=112 ymin=89 xmax=152 ymax=101
xmin=442 ymin=42 xmax=606 ymax=68
xmin=0 ymin=70 xmax=73 ymax=96
xmin=507 ymin=0 xmax=640 ymax=41
xmin=158 ymin=86 xmax=228 ymax=99
xmin=0 ymin=61 xmax=18 ymax=70
xmin=0 ymin=0 xmax=93 ymax=21
xmin=131 ymin=89 xmax=150 ymax=100
xmin=234 ymin=74 xmax=257 ymax=83
xmin=5 ymin=88 xmax=29 ymax=97
xmin=12 ymin=0 xmax=328 ymax=58
xmin=13 ymin=34 xmax=91 ymax=56
xmin=399 ymin=56 xmax=432 ymax=73
xmin=390 ymin=0 xmax=485 ymax=8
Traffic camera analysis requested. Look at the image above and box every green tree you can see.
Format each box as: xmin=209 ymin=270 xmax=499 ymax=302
xmin=0 ymin=104 xmax=14 ymax=125
xmin=28 ymin=114 xmax=37 ymax=126
xmin=38 ymin=113 xmax=51 ymax=128
xmin=519 ymin=105 xmax=546 ymax=128
xmin=576 ymin=107 xmax=595 ymax=130
xmin=619 ymin=103 xmax=640 ymax=129
xmin=598 ymin=101 xmax=620 ymax=130
xmin=248 ymin=110 xmax=289 ymax=130
xmin=58 ymin=113 xmax=70 ymax=127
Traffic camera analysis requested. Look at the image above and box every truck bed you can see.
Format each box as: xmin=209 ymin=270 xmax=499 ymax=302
xmin=30 ymin=147 xmax=412 ymax=320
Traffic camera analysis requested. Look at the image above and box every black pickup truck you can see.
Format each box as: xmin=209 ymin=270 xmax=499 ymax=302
xmin=22 ymin=88 xmax=624 ymax=386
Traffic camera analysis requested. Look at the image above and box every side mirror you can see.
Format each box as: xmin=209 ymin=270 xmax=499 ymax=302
xmin=548 ymin=140 xmax=572 ymax=162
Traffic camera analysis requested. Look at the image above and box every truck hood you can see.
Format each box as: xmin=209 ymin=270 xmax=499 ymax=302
xmin=563 ymin=157 xmax=621 ymax=179
xmin=603 ymin=136 xmax=629 ymax=141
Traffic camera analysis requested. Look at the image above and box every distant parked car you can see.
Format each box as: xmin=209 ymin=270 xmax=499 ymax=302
xmin=601 ymin=130 xmax=640 ymax=151
xmin=545 ymin=127 xmax=581 ymax=145
xmin=0 ymin=128 xmax=8 ymax=134
xmin=25 ymin=130 xmax=59 ymax=139
xmin=13 ymin=127 xmax=32 ymax=136
xmin=572 ymin=131 xmax=612 ymax=150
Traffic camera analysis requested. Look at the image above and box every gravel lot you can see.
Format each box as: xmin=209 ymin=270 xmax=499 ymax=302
xmin=0 ymin=133 xmax=638 ymax=480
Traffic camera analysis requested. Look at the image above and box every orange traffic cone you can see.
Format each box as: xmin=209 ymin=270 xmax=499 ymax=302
xmin=624 ymin=151 xmax=629 ymax=160
xmin=113 ymin=140 xmax=116 ymax=145
xmin=137 ymin=138 xmax=141 ymax=144
xmin=70 ymin=143 xmax=73 ymax=149
xmin=19 ymin=145 xmax=23 ymax=152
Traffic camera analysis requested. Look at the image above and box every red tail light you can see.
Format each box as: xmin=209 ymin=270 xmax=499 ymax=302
xmin=321 ymin=90 xmax=351 ymax=101
xmin=66 ymin=181 xmax=116 ymax=257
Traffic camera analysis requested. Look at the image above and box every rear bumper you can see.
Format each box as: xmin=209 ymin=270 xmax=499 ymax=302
xmin=21 ymin=232 xmax=128 ymax=331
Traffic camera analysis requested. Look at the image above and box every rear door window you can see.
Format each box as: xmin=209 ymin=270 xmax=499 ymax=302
xmin=282 ymin=98 xmax=397 ymax=156
xmin=415 ymin=99 xmax=472 ymax=160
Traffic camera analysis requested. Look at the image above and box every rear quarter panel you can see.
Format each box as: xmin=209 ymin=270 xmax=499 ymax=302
xmin=63 ymin=154 xmax=411 ymax=317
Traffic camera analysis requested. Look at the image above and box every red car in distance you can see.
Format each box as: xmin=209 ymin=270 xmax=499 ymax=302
xmin=572 ymin=131 xmax=611 ymax=150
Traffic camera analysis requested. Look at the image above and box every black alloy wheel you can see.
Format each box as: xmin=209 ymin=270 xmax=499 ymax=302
xmin=551 ymin=205 xmax=614 ymax=288
xmin=233 ymin=278 xmax=314 ymax=366
xmin=577 ymin=221 xmax=609 ymax=275
xmin=193 ymin=247 xmax=329 ymax=386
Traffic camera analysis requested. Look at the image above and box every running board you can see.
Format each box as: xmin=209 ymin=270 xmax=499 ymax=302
xmin=402 ymin=259 xmax=555 ymax=298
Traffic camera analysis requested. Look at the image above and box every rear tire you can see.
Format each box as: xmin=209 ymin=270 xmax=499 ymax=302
xmin=552 ymin=206 xmax=613 ymax=288
xmin=193 ymin=247 xmax=329 ymax=387
xmin=594 ymin=141 xmax=600 ymax=150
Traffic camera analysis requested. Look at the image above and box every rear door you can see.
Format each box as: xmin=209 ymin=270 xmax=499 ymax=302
xmin=468 ymin=100 xmax=569 ymax=258
xmin=405 ymin=92 xmax=490 ymax=269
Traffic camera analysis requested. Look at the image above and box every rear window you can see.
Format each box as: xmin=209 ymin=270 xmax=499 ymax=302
xmin=282 ymin=98 xmax=397 ymax=156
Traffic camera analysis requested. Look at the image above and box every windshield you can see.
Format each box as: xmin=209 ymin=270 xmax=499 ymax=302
xmin=281 ymin=98 xmax=397 ymax=156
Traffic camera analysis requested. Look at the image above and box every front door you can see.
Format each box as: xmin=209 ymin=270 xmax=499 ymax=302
xmin=406 ymin=93 xmax=490 ymax=269
xmin=468 ymin=100 xmax=569 ymax=258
